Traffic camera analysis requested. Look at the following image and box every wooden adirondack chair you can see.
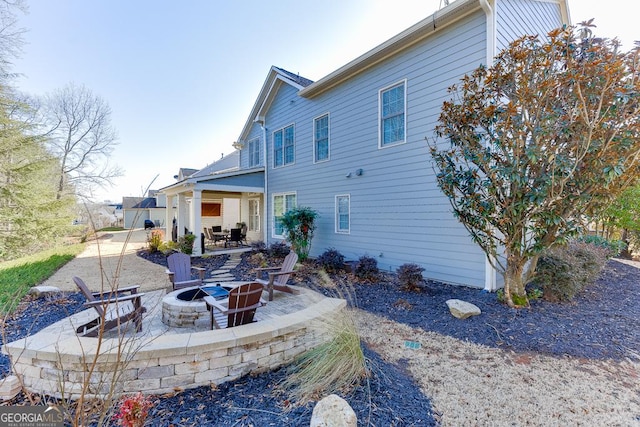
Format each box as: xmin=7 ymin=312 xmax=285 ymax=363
xmin=73 ymin=277 xmax=146 ymax=337
xmin=254 ymin=251 xmax=299 ymax=301
xmin=166 ymin=252 xmax=205 ymax=290
xmin=204 ymin=282 xmax=266 ymax=329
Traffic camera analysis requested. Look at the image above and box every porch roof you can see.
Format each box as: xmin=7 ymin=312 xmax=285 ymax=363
xmin=161 ymin=167 xmax=264 ymax=196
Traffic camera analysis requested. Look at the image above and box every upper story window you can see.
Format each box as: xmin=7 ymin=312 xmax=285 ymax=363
xmin=247 ymin=138 xmax=260 ymax=167
xmin=379 ymin=80 xmax=406 ymax=147
xmin=273 ymin=124 xmax=295 ymax=167
xmin=335 ymin=194 xmax=350 ymax=234
xmin=273 ymin=192 xmax=296 ymax=237
xmin=314 ymin=113 xmax=329 ymax=163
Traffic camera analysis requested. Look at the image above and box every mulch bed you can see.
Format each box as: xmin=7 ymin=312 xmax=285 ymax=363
xmin=1 ymin=250 xmax=638 ymax=426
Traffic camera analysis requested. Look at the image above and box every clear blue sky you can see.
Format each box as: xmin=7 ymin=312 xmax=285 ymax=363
xmin=13 ymin=0 xmax=638 ymax=202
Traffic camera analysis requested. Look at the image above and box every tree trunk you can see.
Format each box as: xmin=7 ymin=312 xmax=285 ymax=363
xmin=503 ymin=253 xmax=529 ymax=308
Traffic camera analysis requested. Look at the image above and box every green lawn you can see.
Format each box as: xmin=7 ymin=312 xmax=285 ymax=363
xmin=0 ymin=244 xmax=85 ymax=314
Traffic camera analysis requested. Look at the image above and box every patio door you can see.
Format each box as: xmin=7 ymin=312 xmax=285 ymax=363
xmin=222 ymin=198 xmax=240 ymax=230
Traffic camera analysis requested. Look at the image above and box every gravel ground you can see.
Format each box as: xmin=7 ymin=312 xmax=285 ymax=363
xmin=1 ymin=250 xmax=638 ymax=426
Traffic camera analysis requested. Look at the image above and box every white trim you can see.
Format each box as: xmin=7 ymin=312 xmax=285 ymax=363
xmin=272 ymin=123 xmax=296 ymax=169
xmin=378 ymin=79 xmax=407 ymax=149
xmin=335 ymin=194 xmax=350 ymax=234
xmin=271 ymin=191 xmax=297 ymax=239
xmin=313 ymin=112 xmax=331 ymax=164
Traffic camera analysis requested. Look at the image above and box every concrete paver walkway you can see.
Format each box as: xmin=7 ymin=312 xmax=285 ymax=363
xmin=42 ymin=229 xmax=171 ymax=292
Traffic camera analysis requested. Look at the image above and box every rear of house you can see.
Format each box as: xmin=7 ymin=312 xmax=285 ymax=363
xmin=233 ymin=0 xmax=568 ymax=290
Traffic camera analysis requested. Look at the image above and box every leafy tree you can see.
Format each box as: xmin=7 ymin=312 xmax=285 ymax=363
xmin=280 ymin=206 xmax=318 ymax=261
xmin=430 ymin=23 xmax=640 ymax=307
xmin=39 ymin=83 xmax=122 ymax=200
xmin=597 ymin=184 xmax=640 ymax=256
xmin=0 ymin=89 xmax=75 ymax=260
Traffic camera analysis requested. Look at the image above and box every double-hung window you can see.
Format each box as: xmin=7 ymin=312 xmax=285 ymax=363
xmin=247 ymin=138 xmax=260 ymax=167
xmin=314 ymin=113 xmax=329 ymax=162
xmin=273 ymin=192 xmax=296 ymax=237
xmin=273 ymin=124 xmax=295 ymax=167
xmin=335 ymin=194 xmax=350 ymax=234
xmin=248 ymin=199 xmax=260 ymax=232
xmin=379 ymin=80 xmax=406 ymax=147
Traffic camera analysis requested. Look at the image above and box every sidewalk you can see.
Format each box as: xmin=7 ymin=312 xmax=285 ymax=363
xmin=41 ymin=229 xmax=169 ymax=292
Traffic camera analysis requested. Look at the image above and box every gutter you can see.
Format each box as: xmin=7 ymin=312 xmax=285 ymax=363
xmin=299 ymin=0 xmax=480 ymax=98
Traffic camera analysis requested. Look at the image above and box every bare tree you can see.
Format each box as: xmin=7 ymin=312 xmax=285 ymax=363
xmin=0 ymin=0 xmax=26 ymax=81
xmin=41 ymin=83 xmax=122 ymax=199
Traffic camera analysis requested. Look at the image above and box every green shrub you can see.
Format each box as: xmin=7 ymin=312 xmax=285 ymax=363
xmin=280 ymin=206 xmax=318 ymax=260
xmin=178 ymin=234 xmax=196 ymax=254
xmin=317 ymin=248 xmax=345 ymax=273
xmin=577 ymin=235 xmax=624 ymax=258
xmin=159 ymin=240 xmax=178 ymax=255
xmin=534 ymin=240 xmax=609 ymax=302
xmin=354 ymin=256 xmax=379 ymax=282
xmin=397 ymin=263 xmax=424 ymax=291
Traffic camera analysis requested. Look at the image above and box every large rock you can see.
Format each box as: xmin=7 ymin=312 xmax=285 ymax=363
xmin=446 ymin=299 xmax=481 ymax=319
xmin=310 ymin=394 xmax=357 ymax=427
xmin=28 ymin=285 xmax=61 ymax=298
xmin=0 ymin=375 xmax=21 ymax=401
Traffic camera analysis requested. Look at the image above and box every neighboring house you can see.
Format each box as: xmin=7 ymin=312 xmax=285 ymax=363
xmin=163 ymin=0 xmax=569 ymax=290
xmin=123 ymin=191 xmax=172 ymax=229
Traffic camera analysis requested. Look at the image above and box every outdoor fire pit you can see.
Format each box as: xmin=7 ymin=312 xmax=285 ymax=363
xmin=162 ymin=284 xmax=236 ymax=328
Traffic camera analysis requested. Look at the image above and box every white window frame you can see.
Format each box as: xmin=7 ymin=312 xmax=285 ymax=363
xmin=272 ymin=192 xmax=296 ymax=238
xmin=378 ymin=79 xmax=407 ymax=148
xmin=248 ymin=198 xmax=260 ymax=232
xmin=247 ymin=138 xmax=260 ymax=167
xmin=335 ymin=194 xmax=350 ymax=234
xmin=273 ymin=124 xmax=295 ymax=168
xmin=314 ymin=113 xmax=330 ymax=163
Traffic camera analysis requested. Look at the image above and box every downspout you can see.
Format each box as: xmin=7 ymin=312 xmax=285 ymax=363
xmin=479 ymin=0 xmax=496 ymax=65
xmin=479 ymin=0 xmax=498 ymax=291
xmin=259 ymin=120 xmax=268 ymax=244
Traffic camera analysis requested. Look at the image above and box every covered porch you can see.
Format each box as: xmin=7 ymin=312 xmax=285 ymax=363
xmin=161 ymin=168 xmax=265 ymax=256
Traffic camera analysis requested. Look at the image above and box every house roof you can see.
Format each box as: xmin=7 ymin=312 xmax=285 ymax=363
xmin=190 ymin=150 xmax=240 ymax=179
xmin=238 ymin=66 xmax=314 ymax=141
xmin=299 ymin=0 xmax=569 ymax=97
xmin=121 ymin=196 xmax=158 ymax=209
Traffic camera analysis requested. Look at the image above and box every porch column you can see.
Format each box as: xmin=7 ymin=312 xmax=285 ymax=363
xmin=191 ymin=189 xmax=202 ymax=256
xmin=165 ymin=194 xmax=175 ymax=242
xmin=240 ymin=194 xmax=249 ymax=227
xmin=177 ymin=193 xmax=186 ymax=238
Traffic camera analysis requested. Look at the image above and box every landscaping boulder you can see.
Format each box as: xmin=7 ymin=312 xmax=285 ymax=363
xmin=446 ymin=299 xmax=481 ymax=319
xmin=310 ymin=394 xmax=357 ymax=427
xmin=28 ymin=286 xmax=61 ymax=298
xmin=0 ymin=375 xmax=21 ymax=401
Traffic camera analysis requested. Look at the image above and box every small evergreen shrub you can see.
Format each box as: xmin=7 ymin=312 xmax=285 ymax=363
xmin=535 ymin=240 xmax=609 ymax=302
xmin=317 ymin=248 xmax=345 ymax=273
xmin=267 ymin=241 xmax=290 ymax=258
xmin=178 ymin=234 xmax=196 ymax=254
xmin=397 ymin=263 xmax=424 ymax=291
xmin=354 ymin=256 xmax=379 ymax=282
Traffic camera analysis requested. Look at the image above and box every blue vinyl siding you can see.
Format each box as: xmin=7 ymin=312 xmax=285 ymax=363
xmin=496 ymin=0 xmax=563 ymax=51
xmin=264 ymin=11 xmax=489 ymax=288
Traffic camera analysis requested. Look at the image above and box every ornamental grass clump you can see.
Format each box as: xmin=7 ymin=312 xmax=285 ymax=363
xmin=282 ymin=307 xmax=367 ymax=405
